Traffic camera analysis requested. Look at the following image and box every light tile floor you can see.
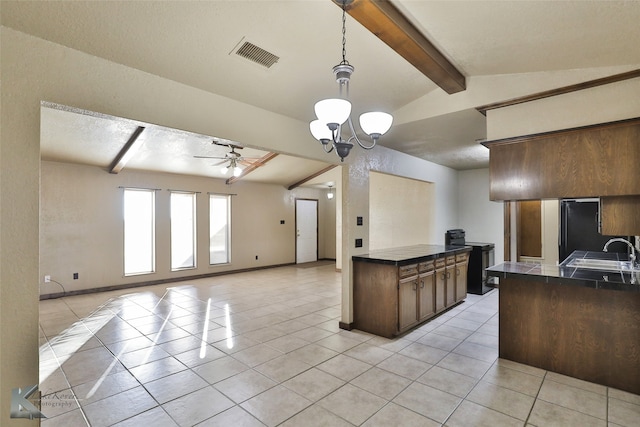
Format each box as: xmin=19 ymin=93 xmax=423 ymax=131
xmin=38 ymin=263 xmax=640 ymax=426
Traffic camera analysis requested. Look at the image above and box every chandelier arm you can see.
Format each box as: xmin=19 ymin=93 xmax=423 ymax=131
xmin=346 ymin=116 xmax=377 ymax=150
xmin=322 ymin=143 xmax=334 ymax=153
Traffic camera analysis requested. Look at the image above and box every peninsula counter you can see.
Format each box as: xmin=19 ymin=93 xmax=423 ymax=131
xmin=487 ymin=251 xmax=640 ymax=394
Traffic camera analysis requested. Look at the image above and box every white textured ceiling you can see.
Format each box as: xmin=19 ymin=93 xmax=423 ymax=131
xmin=5 ymin=0 xmax=640 ymax=177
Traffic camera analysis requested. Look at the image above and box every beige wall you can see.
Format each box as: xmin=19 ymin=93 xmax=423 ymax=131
xmin=369 ymin=171 xmax=435 ymax=250
xmin=457 ymin=168 xmax=505 ymax=263
xmin=1 ymin=26 xmax=339 ymax=425
xmin=40 ymin=161 xmax=335 ymax=296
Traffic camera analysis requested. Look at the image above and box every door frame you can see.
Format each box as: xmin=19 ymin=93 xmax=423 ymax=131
xmin=295 ymin=198 xmax=319 ymax=264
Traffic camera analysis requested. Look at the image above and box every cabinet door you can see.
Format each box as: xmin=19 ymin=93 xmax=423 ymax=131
xmin=445 ymin=265 xmax=456 ymax=306
xmin=418 ymin=271 xmax=435 ymax=320
xmin=435 ymin=268 xmax=446 ymax=312
xmin=455 ymin=259 xmax=469 ymax=302
xmin=398 ymin=276 xmax=418 ymax=331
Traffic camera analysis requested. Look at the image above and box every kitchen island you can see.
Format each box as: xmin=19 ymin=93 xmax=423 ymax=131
xmin=352 ymin=244 xmax=472 ymax=338
xmin=487 ymin=250 xmax=640 ymax=395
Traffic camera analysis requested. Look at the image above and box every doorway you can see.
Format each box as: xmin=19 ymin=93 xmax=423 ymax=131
xmin=295 ymin=199 xmax=318 ymax=264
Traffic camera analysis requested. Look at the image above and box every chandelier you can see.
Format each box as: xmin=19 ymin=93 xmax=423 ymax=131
xmin=309 ymin=0 xmax=393 ymax=162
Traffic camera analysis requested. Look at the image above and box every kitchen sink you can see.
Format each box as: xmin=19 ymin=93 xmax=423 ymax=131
xmin=565 ymin=258 xmax=637 ymax=272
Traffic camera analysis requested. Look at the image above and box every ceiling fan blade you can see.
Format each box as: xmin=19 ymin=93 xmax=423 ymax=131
xmin=194 ymin=155 xmax=226 ymax=160
xmin=211 ymin=160 xmax=227 ymax=167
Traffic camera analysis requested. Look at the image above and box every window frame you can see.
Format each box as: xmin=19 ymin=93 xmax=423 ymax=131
xmin=123 ymin=188 xmax=156 ymax=276
xmin=209 ymin=193 xmax=231 ymax=265
xmin=170 ymin=191 xmax=198 ymax=271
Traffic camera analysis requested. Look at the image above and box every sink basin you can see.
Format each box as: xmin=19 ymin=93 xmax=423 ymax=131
xmin=565 ymin=258 xmax=636 ymax=272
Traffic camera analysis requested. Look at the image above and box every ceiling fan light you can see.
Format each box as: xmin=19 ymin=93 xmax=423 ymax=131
xmin=309 ymin=119 xmax=333 ymax=142
xmin=233 ymin=166 xmax=242 ymax=177
xmin=314 ymin=98 xmax=351 ymax=126
xmin=359 ymin=112 xmax=393 ymax=136
xmin=220 ymin=166 xmax=229 ymax=175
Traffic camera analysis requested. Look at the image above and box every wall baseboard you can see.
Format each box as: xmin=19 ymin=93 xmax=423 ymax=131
xmin=338 ymin=321 xmax=353 ymax=331
xmin=39 ymin=262 xmax=295 ymax=300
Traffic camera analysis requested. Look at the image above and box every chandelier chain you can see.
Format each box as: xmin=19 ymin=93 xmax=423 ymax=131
xmin=340 ymin=1 xmax=349 ymax=65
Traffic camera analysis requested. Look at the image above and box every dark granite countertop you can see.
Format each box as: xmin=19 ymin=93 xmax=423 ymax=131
xmin=352 ymin=244 xmax=471 ymax=266
xmin=487 ymin=250 xmax=639 ymax=292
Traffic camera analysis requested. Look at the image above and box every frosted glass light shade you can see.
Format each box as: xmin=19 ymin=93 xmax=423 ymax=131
xmin=309 ymin=120 xmax=332 ymax=141
xmin=220 ymin=166 xmax=229 ymax=174
xmin=359 ymin=112 xmax=393 ymax=136
xmin=233 ymin=166 xmax=242 ymax=177
xmin=314 ymin=98 xmax=351 ymax=125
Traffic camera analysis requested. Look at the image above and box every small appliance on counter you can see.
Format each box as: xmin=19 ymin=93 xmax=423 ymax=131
xmin=445 ymin=229 xmax=495 ymax=295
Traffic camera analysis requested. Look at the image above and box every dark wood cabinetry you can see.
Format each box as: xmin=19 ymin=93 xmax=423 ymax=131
xmin=600 ymin=195 xmax=640 ymax=235
xmin=498 ymin=274 xmax=640 ymax=395
xmin=353 ymin=246 xmax=469 ymax=338
xmin=482 ymin=117 xmax=640 ymax=201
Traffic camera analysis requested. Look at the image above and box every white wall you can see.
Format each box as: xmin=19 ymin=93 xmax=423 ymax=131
xmin=369 ymin=171 xmax=435 ymax=250
xmin=457 ymin=168 xmax=504 ymax=263
xmin=39 ymin=161 xmax=335 ymax=296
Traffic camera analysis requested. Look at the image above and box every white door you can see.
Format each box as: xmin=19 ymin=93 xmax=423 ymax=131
xmin=296 ymin=199 xmax=318 ymax=264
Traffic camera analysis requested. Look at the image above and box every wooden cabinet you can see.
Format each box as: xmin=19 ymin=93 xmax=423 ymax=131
xmin=600 ymin=196 xmax=640 ymax=235
xmin=418 ymin=270 xmax=436 ymax=321
xmin=455 ymin=253 xmax=469 ymax=302
xmin=398 ymin=274 xmax=419 ymax=331
xmin=352 ymin=247 xmax=470 ymax=338
xmin=482 ymin=117 xmax=640 ymax=201
xmin=434 ymin=257 xmax=446 ymax=312
xmin=445 ymin=256 xmax=456 ymax=307
xmin=398 ymin=261 xmax=435 ymax=331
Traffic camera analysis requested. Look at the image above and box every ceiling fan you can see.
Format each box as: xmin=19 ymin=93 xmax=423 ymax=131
xmin=194 ymin=140 xmax=259 ymax=177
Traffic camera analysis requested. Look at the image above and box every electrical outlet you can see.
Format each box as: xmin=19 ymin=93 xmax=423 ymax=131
xmin=255 ymin=255 xmax=259 ymax=260
xmin=73 ymin=273 xmax=79 ymax=280
xmin=44 ymin=275 xmax=51 ymax=283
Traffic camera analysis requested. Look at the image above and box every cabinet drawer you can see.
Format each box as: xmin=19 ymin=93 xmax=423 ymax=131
xmin=456 ymin=253 xmax=469 ymax=263
xmin=435 ymin=258 xmax=446 ymax=269
xmin=446 ymin=256 xmax=456 ymax=265
xmin=418 ymin=260 xmax=435 ymax=272
xmin=399 ymin=264 xmax=418 ymax=278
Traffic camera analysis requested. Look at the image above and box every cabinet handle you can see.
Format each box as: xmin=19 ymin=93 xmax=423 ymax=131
xmin=456 ymin=268 xmax=460 ymax=276
xmin=420 ymin=279 xmax=424 ymax=289
xmin=446 ymin=271 xmax=451 ymax=279
xmin=412 ymin=281 xmax=418 ymax=291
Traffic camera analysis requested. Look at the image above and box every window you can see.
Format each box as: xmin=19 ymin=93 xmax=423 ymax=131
xmin=171 ymin=192 xmax=197 ymax=270
xmin=123 ymin=188 xmax=155 ymax=275
xmin=210 ymin=194 xmax=231 ymax=265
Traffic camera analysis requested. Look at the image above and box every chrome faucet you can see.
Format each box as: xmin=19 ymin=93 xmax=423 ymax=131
xmin=603 ymin=238 xmax=637 ymax=267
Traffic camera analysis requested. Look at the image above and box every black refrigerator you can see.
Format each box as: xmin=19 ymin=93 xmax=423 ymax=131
xmin=559 ymin=199 xmax=632 ymax=262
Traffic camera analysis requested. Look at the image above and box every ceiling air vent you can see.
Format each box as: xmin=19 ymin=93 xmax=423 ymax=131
xmin=234 ymin=41 xmax=279 ymax=69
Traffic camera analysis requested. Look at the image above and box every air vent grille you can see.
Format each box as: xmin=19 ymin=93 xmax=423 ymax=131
xmin=235 ymin=41 xmax=279 ymax=68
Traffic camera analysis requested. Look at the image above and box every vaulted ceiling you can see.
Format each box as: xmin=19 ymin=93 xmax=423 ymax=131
xmin=3 ymin=0 xmax=639 ymax=184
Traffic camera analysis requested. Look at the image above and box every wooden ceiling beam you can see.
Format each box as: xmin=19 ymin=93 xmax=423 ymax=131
xmin=338 ymin=0 xmax=466 ymax=94
xmin=287 ymin=165 xmax=338 ymax=190
xmin=225 ymin=152 xmax=279 ymax=185
xmin=476 ymin=69 xmax=640 ymax=116
xmin=109 ymin=126 xmax=145 ymax=174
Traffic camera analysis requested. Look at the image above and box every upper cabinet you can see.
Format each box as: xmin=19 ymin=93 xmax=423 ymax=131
xmin=482 ymin=117 xmax=640 ymax=201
